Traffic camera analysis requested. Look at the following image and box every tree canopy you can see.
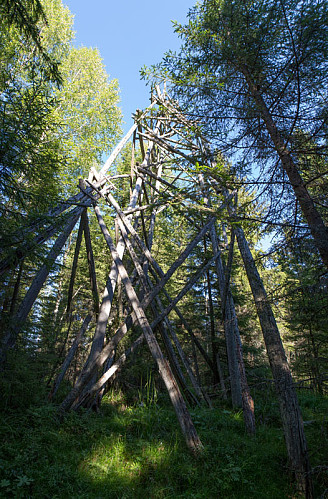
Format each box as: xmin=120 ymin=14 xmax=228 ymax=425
xmin=0 ymin=0 xmax=122 ymax=263
xmin=143 ymin=0 xmax=328 ymax=268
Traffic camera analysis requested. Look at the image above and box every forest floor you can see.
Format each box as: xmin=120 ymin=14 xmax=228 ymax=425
xmin=0 ymin=388 xmax=327 ymax=498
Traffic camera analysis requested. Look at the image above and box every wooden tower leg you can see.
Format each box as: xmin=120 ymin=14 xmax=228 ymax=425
xmin=95 ymin=205 xmax=203 ymax=453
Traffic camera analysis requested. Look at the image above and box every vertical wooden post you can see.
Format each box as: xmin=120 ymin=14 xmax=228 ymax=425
xmin=94 ymin=205 xmax=203 ymax=452
xmin=209 ymin=222 xmax=242 ymax=407
xmin=81 ymin=210 xmax=99 ymax=316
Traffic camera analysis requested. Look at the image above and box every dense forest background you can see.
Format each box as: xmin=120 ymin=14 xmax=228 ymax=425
xmin=0 ymin=0 xmax=327 ymax=498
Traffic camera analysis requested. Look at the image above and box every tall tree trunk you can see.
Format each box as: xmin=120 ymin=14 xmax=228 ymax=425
xmin=307 ymin=323 xmax=323 ymax=395
xmin=234 ymin=223 xmax=312 ymax=496
xmin=216 ymin=350 xmax=228 ymax=400
xmin=241 ymin=64 xmax=328 ymax=269
xmin=8 ymin=259 xmax=24 ymax=316
xmin=206 ymin=268 xmax=220 ymax=386
xmin=81 ymin=210 xmax=99 ymax=316
xmin=220 ymin=224 xmax=253 ymax=426
xmin=66 ymin=214 xmax=84 ymax=316
xmin=0 ymin=261 xmax=24 ymax=336
xmin=191 ymin=338 xmax=201 ymax=386
xmin=198 ymin=173 xmax=242 ymax=406
xmin=236 ymin=335 xmax=256 ymax=435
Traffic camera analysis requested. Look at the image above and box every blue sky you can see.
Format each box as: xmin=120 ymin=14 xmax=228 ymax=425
xmin=64 ymin=0 xmax=194 ymax=134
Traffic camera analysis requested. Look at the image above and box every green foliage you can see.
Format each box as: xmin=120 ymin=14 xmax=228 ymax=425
xmin=0 ymin=0 xmax=122 ymax=248
xmin=52 ymin=45 xmax=122 ymax=193
xmin=137 ymin=369 xmax=158 ymax=407
xmin=0 ymin=391 xmax=327 ymax=498
xmin=0 ymin=0 xmax=120 ymax=406
xmin=0 ymin=0 xmax=62 ymax=83
xmin=0 ymin=13 xmax=62 ymax=214
xmin=1 ymin=3 xmax=327 ymax=497
xmin=0 ymin=349 xmax=49 ymax=412
xmin=275 ymin=235 xmax=328 ymax=393
xmin=143 ymin=0 xmax=328 ymax=229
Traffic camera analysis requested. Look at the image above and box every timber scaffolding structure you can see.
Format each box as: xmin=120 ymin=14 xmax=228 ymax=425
xmin=0 ymin=87 xmax=313 ymax=494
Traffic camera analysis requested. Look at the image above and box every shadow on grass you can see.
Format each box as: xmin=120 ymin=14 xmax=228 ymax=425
xmin=74 ymin=401 xmax=292 ymax=499
xmin=1 ymin=390 xmax=327 ymax=498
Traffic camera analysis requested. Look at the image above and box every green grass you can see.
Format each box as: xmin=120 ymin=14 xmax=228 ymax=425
xmin=0 ymin=389 xmax=327 ymax=498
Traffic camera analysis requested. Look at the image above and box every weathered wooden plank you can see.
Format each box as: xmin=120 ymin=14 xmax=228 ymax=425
xmin=112 ymin=196 xmax=219 ymax=378
xmin=81 ymin=210 xmax=99 ymax=315
xmin=82 ymin=175 xmax=143 ymax=372
xmin=75 ymin=334 xmax=145 ymax=408
xmin=64 ymin=121 xmax=163 ymax=406
xmin=85 ymin=232 xmax=220 ymax=397
xmin=66 ymin=213 xmax=85 ymax=316
xmin=60 ymin=220 xmax=218 ymax=413
xmin=94 ymin=205 xmax=203 ymax=452
xmin=117 ymin=216 xmax=200 ymax=406
xmin=107 ymin=191 xmax=216 ymax=289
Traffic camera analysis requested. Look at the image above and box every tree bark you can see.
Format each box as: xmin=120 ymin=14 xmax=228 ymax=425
xmin=66 ymin=213 xmax=84 ymax=316
xmin=236 ymin=335 xmax=256 ymax=435
xmin=8 ymin=259 xmax=24 ymax=316
xmin=234 ymin=223 xmax=312 ymax=495
xmin=209 ymin=223 xmax=242 ymax=407
xmin=94 ymin=205 xmax=203 ymax=452
xmin=81 ymin=210 xmax=99 ymax=316
xmin=206 ymin=266 xmax=220 ymax=386
xmin=241 ymin=64 xmax=328 ymax=269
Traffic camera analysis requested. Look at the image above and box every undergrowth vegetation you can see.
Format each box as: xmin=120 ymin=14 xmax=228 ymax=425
xmin=1 ymin=387 xmax=327 ymax=498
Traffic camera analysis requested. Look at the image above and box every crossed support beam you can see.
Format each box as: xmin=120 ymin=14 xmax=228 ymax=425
xmin=1 ymin=87 xmax=310 ymax=473
xmin=0 ymin=90 xmax=251 ymax=451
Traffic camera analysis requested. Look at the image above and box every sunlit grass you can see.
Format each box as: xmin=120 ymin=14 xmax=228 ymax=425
xmin=0 ymin=389 xmax=327 ymax=498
